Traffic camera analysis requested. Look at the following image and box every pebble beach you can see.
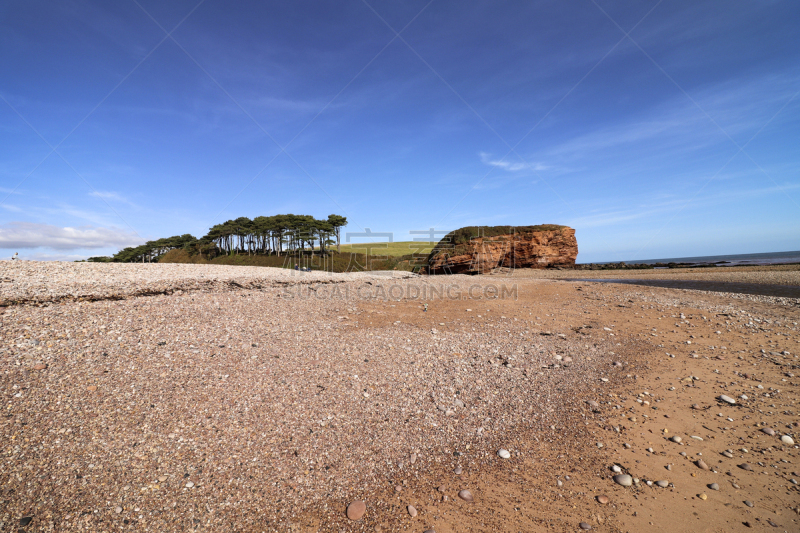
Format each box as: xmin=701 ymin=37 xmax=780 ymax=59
xmin=1 ymin=261 xmax=798 ymax=532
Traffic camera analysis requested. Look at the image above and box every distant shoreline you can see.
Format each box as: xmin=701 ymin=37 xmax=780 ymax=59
xmin=589 ymin=250 xmax=800 ymax=267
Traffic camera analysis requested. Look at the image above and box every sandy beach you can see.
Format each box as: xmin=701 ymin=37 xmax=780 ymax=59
xmin=1 ymin=262 xmax=798 ymax=532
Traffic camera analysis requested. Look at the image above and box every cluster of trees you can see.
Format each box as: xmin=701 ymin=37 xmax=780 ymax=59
xmin=205 ymin=214 xmax=347 ymax=256
xmin=109 ymin=214 xmax=347 ymax=263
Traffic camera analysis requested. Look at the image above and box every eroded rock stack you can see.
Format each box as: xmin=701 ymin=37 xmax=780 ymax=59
xmin=426 ymin=224 xmax=577 ymax=274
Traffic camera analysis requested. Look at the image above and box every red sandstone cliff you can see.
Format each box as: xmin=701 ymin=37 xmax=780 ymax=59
xmin=427 ymin=225 xmax=577 ymax=274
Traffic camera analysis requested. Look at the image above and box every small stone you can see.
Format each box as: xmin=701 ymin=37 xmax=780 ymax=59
xmin=718 ymin=395 xmax=736 ymax=404
xmin=347 ymin=501 xmax=367 ymax=520
xmin=185 ymin=481 xmax=194 ymax=488
xmin=158 ymin=475 xmax=167 ymax=482
xmin=458 ymin=489 xmax=474 ymax=502
xmin=33 ymin=363 xmax=47 ymax=370
xmin=744 ymin=500 xmax=754 ymax=508
xmin=596 ymin=495 xmax=609 ymax=504
xmin=695 ymin=459 xmax=709 ymax=470
xmin=611 ymin=465 xmax=621 ymax=473
xmin=656 ymin=480 xmax=669 ymax=488
xmin=761 ymin=428 xmax=776 ymax=436
xmin=739 ymin=463 xmax=753 ymax=471
xmin=87 ymin=385 xmax=97 ymax=391
xmin=709 ymin=483 xmax=719 ymax=491
xmin=20 ymin=516 xmax=33 ymax=526
xmin=497 ymin=449 xmax=511 ymax=459
xmin=670 ymin=436 xmax=682 ymax=443
xmin=613 ymin=474 xmax=633 ymax=487
xmin=699 ymin=493 xmax=707 ymax=500
xmin=394 ymin=485 xmax=402 ymax=493
xmin=437 ymin=485 xmax=446 ymax=493
xmin=781 ymin=435 xmax=795 ymax=446
xmin=410 ymin=453 xmax=417 ymax=464
xmin=722 ymin=451 xmax=734 ymax=458
xmin=407 ymin=505 xmax=417 ymax=518
xmin=579 ymin=522 xmax=592 ymax=530
xmin=454 ymin=467 xmax=462 ymax=475
xmin=115 ymin=506 xmax=122 ymax=514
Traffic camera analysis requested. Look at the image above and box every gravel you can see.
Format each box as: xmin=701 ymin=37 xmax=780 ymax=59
xmin=0 ymin=262 xmax=626 ymax=531
xmin=0 ymin=260 xmax=418 ymax=305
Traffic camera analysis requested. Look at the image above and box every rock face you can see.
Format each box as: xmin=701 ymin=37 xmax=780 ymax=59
xmin=426 ymin=225 xmax=577 ymax=275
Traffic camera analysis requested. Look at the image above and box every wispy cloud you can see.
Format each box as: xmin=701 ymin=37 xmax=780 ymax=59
xmin=0 ymin=222 xmax=143 ymax=250
xmin=1 ymin=204 xmax=22 ymax=212
xmin=479 ymin=152 xmax=549 ymax=172
xmin=89 ymin=191 xmax=138 ymax=208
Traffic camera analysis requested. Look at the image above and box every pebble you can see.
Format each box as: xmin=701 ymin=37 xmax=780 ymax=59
xmin=33 ymin=363 xmax=47 ymax=370
xmin=670 ymin=436 xmax=682 ymax=443
xmin=761 ymin=428 xmax=776 ymax=436
xmin=185 ymin=481 xmax=194 ymax=488
xmin=695 ymin=459 xmax=709 ymax=470
xmin=718 ymin=395 xmax=736 ymax=404
xmin=497 ymin=449 xmax=511 ymax=459
xmin=722 ymin=451 xmax=734 ymax=458
xmin=579 ymin=522 xmax=592 ymax=530
xmin=709 ymin=483 xmax=719 ymax=491
xmin=781 ymin=435 xmax=795 ymax=446
xmin=115 ymin=506 xmax=122 ymax=514
xmin=744 ymin=500 xmax=754 ymax=508
xmin=596 ymin=495 xmax=609 ymax=504
xmin=19 ymin=517 xmax=33 ymax=526
xmin=454 ymin=467 xmax=462 ymax=475
xmin=458 ymin=489 xmax=474 ymax=502
xmin=739 ymin=463 xmax=754 ymax=471
xmin=613 ymin=474 xmax=633 ymax=487
xmin=347 ymin=501 xmax=367 ymax=520
xmin=656 ymin=480 xmax=669 ymax=488
xmin=699 ymin=493 xmax=707 ymax=500
xmin=407 ymin=505 xmax=417 ymax=518
xmin=611 ymin=465 xmax=622 ymax=473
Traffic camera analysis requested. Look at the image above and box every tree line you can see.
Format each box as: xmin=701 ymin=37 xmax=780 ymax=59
xmin=107 ymin=214 xmax=347 ymax=263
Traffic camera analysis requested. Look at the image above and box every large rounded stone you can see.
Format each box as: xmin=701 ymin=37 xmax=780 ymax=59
xmin=346 ymin=501 xmax=366 ymax=520
xmin=458 ymin=489 xmax=474 ymax=502
xmin=613 ymin=474 xmax=633 ymax=487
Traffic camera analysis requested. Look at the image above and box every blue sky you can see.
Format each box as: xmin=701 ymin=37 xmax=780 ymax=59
xmin=1 ymin=0 xmax=798 ymax=263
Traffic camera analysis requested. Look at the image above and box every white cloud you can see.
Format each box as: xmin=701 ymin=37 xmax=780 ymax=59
xmin=16 ymin=252 xmax=91 ymax=262
xmin=1 ymin=204 xmax=22 ymax=212
xmin=0 ymin=222 xmax=143 ymax=250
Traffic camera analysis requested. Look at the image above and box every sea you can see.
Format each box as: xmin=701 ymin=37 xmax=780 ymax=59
xmin=600 ymin=250 xmax=800 ymax=267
